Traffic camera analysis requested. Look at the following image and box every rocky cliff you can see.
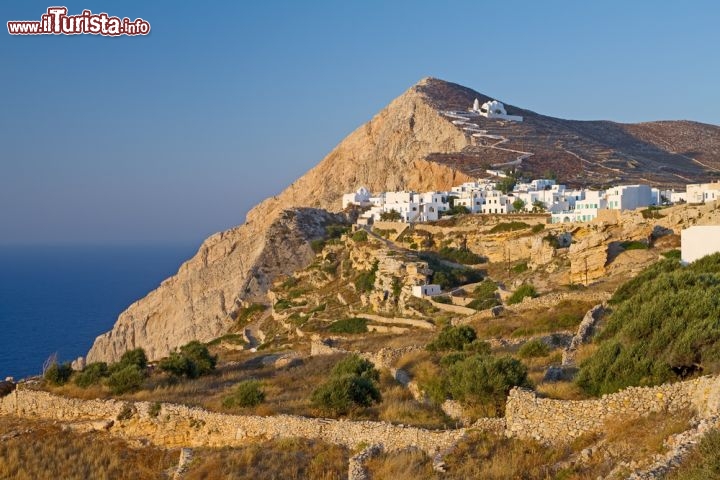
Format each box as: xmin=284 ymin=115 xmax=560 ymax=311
xmin=87 ymin=79 xmax=474 ymax=363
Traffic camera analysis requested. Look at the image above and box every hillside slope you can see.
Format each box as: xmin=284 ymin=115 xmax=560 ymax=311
xmin=87 ymin=77 xmax=720 ymax=363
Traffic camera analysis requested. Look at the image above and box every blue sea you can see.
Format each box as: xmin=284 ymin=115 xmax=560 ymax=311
xmin=0 ymin=245 xmax=196 ymax=379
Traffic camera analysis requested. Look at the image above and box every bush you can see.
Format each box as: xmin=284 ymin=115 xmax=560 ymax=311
xmin=111 ymin=348 xmax=147 ymax=373
xmin=44 ymin=362 xmax=72 ymax=386
xmin=354 ymin=261 xmax=378 ymax=293
xmin=418 ymin=253 xmax=484 ymax=289
xmin=331 ymin=354 xmax=379 ymax=382
xmin=427 ymin=325 xmax=477 ymax=351
xmin=311 ymin=375 xmax=381 ymax=415
xmin=158 ymin=341 xmax=216 ymax=379
xmin=223 ymin=379 xmax=265 ymax=408
xmin=517 ymin=339 xmax=550 ymax=358
xmin=328 ymin=317 xmax=368 ymax=334
xmin=435 ymin=246 xmax=486 ymax=265
xmin=508 ymin=284 xmax=537 ymax=304
xmin=641 ymin=206 xmax=665 ymax=219
xmin=107 ymin=365 xmax=145 ymax=395
xmin=489 ymin=222 xmax=530 ymax=234
xmin=351 ymin=230 xmax=368 ymax=242
xmin=662 ymin=249 xmax=681 ymax=260
xmin=511 ymin=262 xmax=529 ymax=274
xmin=446 ymin=354 xmax=530 ymax=414
xmin=310 ymin=239 xmax=326 ymax=253
xmin=74 ymin=362 xmax=108 ymax=388
xmin=467 ymin=280 xmax=500 ymax=311
xmin=577 ymin=253 xmax=720 ymax=396
xmin=149 ymin=402 xmax=162 ymax=418
xmin=312 ymin=354 xmax=381 ymax=415
xmin=621 ymin=240 xmax=648 ymax=250
xmin=531 ymin=223 xmax=545 ymax=233
xmin=380 ymin=210 xmax=401 ymax=221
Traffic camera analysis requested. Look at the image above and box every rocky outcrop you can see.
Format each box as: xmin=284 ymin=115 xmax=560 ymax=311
xmin=87 ymin=79 xmax=475 ymax=363
xmin=87 ymin=208 xmax=343 ymax=363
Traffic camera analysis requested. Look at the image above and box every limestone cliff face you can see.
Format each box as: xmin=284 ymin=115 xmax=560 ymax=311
xmin=87 ymin=78 xmax=474 ymax=363
xmin=87 ymin=209 xmax=343 ymax=363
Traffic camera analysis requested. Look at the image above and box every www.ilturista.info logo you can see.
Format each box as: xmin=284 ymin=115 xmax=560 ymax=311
xmin=7 ymin=7 xmax=150 ymax=36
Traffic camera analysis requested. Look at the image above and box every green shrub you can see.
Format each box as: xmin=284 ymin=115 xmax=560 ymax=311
xmin=621 ymin=240 xmax=648 ymax=250
xmin=111 ymin=348 xmax=147 ymax=373
xmin=517 ymin=339 xmax=550 ymax=358
xmin=74 ymin=362 xmax=108 ymax=388
xmin=223 ymin=379 xmax=265 ymax=408
xmin=531 ymin=224 xmax=545 ymax=233
xmin=312 ymin=354 xmax=381 ymax=415
xmin=464 ymin=339 xmax=492 ymax=355
xmin=577 ymin=253 xmax=720 ymax=396
xmin=511 ymin=262 xmax=529 ymax=274
xmin=149 ymin=402 xmax=162 ymax=418
xmin=158 ymin=341 xmax=217 ymax=379
xmin=380 ymin=210 xmax=402 ymax=222
xmin=489 ymin=222 xmax=530 ymax=234
xmin=325 ymin=224 xmax=349 ymax=239
xmin=328 ymin=317 xmax=368 ymax=334
xmin=433 ymin=295 xmax=452 ymax=304
xmin=508 ymin=284 xmax=537 ymax=305
xmin=44 ymin=362 xmax=73 ymax=386
xmin=354 ymin=261 xmax=378 ymax=293
xmin=274 ymin=298 xmax=293 ymax=311
xmin=311 ymin=375 xmax=381 ymax=415
xmin=418 ymin=253 xmax=484 ymax=289
xmin=331 ymin=354 xmax=379 ymax=382
xmin=107 ymin=365 xmax=145 ymax=395
xmin=351 ymin=230 xmax=368 ymax=242
xmin=668 ymin=429 xmax=720 ymax=479
xmin=662 ymin=249 xmax=681 ymax=260
xmin=158 ymin=352 xmax=194 ymax=377
xmin=435 ymin=246 xmax=486 ymax=265
xmin=427 ymin=325 xmax=477 ymax=351
xmin=467 ymin=280 xmax=500 ymax=311
xmin=446 ymin=354 xmax=530 ymax=414
xmin=641 ymin=206 xmax=665 ymax=219
xmin=310 ymin=239 xmax=326 ymax=253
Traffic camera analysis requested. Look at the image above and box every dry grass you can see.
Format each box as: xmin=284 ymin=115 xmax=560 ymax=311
xmin=373 ymin=370 xmax=450 ymax=429
xmin=470 ymin=299 xmax=597 ymax=339
xmin=0 ymin=415 xmax=177 ymax=480
xmin=365 ymin=448 xmax=436 ymax=479
xmin=536 ymin=380 xmax=588 ymax=400
xmin=185 ymin=438 xmax=348 ymax=480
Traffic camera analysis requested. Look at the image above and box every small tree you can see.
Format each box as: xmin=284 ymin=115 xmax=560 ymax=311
xmin=380 ymin=209 xmax=402 ymax=222
xmin=74 ymin=362 xmax=109 ymax=388
xmin=222 ymin=379 xmax=265 ymax=408
xmin=427 ymin=325 xmax=478 ymax=351
xmin=44 ymin=362 xmax=73 ymax=386
xmin=107 ymin=364 xmax=145 ymax=394
xmin=311 ymin=354 xmax=381 ymax=415
xmin=531 ymin=200 xmax=546 ymax=213
xmin=446 ymin=354 xmax=530 ymax=415
xmin=512 ymin=198 xmax=526 ymax=212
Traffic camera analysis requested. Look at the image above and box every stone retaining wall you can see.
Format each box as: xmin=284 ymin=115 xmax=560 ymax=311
xmin=506 ymin=375 xmax=720 ymax=444
xmin=0 ymin=388 xmax=466 ymax=454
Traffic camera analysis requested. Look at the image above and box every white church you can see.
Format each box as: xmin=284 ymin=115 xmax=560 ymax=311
xmin=471 ymin=98 xmax=523 ymax=122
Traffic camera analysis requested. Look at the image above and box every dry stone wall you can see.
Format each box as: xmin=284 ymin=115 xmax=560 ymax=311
xmin=0 ymin=388 xmax=465 ymax=455
xmin=506 ymin=375 xmax=720 ymax=444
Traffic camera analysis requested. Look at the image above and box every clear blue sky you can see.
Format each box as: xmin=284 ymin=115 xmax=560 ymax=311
xmin=2 ymin=1 xmax=718 ymax=246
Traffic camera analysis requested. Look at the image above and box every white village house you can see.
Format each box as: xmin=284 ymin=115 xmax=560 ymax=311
xmin=471 ymin=98 xmax=523 ymax=122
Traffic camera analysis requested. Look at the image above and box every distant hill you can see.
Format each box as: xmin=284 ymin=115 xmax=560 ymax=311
xmin=87 ymin=77 xmax=720 ymax=363
xmin=417 ymin=78 xmax=720 ymax=188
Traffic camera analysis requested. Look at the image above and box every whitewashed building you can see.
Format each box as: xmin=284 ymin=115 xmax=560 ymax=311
xmin=605 ymin=184 xmax=657 ymax=211
xmin=342 ymin=186 xmax=372 ymax=209
xmin=681 ymin=226 xmax=720 ymax=264
xmin=471 ymin=98 xmax=523 ymax=122
xmin=686 ymin=182 xmax=720 ymax=204
xmin=412 ymin=284 xmax=442 ymax=298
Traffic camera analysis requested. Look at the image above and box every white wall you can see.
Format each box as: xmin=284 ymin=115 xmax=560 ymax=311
xmin=681 ymin=226 xmax=720 ymax=264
